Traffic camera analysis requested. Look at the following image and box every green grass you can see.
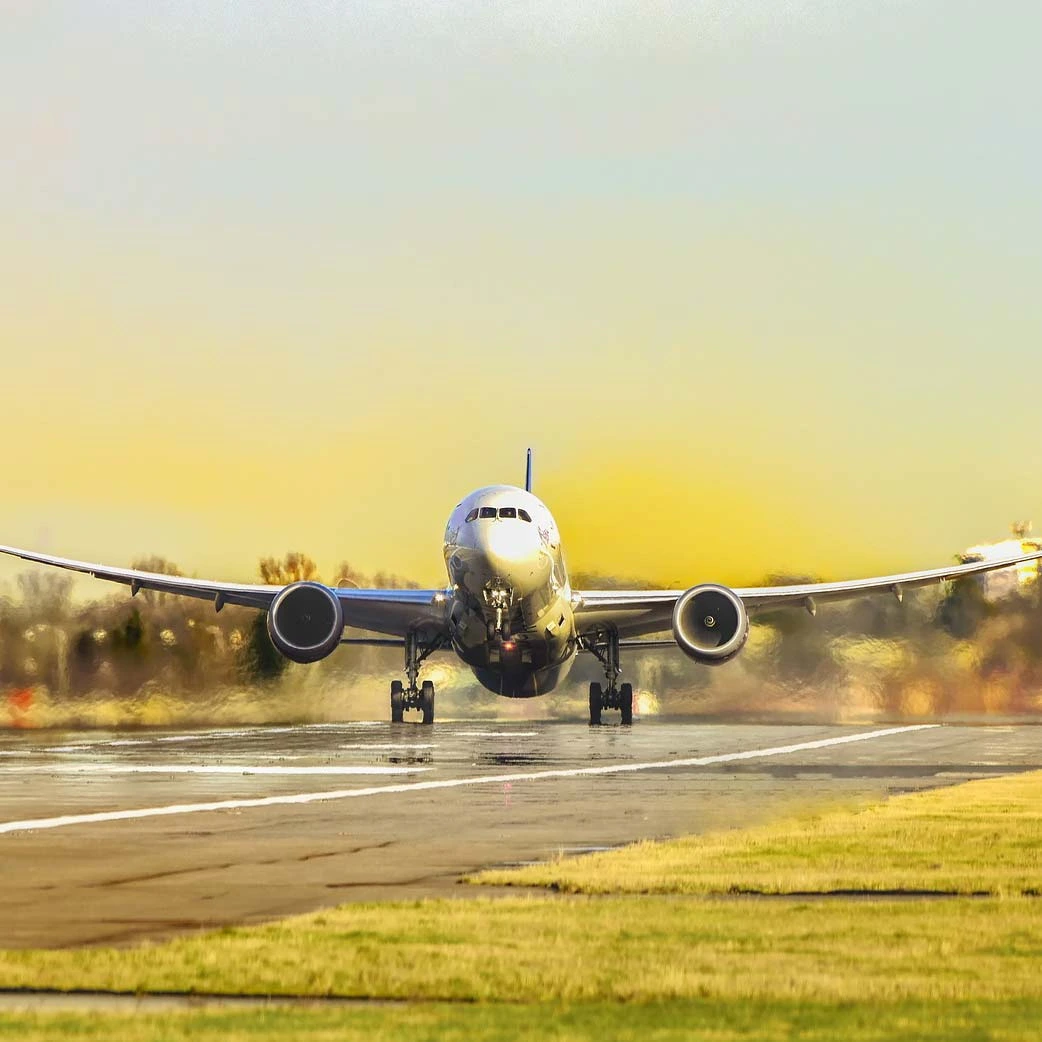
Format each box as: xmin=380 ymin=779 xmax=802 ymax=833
xmin=1 ymin=895 xmax=1041 ymax=1002
xmin=3 ymin=1000 xmax=1042 ymax=1042
xmin=4 ymin=771 xmax=1042 ymax=1038
xmin=472 ymin=769 xmax=1042 ymax=895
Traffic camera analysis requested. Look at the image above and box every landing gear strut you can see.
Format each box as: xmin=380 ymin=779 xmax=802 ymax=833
xmin=390 ymin=632 xmax=444 ymax=725
xmin=584 ymin=630 xmax=633 ymax=726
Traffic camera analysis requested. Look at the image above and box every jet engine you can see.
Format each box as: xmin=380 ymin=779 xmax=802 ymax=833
xmin=266 ymin=581 xmax=345 ymax=663
xmin=671 ymin=584 xmax=749 ymax=665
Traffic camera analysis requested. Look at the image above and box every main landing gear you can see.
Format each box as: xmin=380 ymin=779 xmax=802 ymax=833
xmin=390 ymin=632 xmax=444 ymax=725
xmin=390 ymin=679 xmax=434 ymax=725
xmin=584 ymin=630 xmax=633 ymax=726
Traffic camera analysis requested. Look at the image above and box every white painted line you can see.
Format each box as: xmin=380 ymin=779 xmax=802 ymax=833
xmin=46 ymin=724 xmax=364 ymax=752
xmin=154 ymin=730 xmax=278 ymax=744
xmin=8 ymin=764 xmax=429 ymax=777
xmin=339 ymin=743 xmax=435 ymax=751
xmin=46 ymin=735 xmax=259 ymax=751
xmin=106 ymin=730 xmax=307 ymax=746
xmin=450 ymin=731 xmax=539 ymax=738
xmin=0 ymin=725 xmax=937 ymax=837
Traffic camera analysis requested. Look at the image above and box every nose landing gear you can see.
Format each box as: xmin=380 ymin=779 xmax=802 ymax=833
xmin=390 ymin=632 xmax=444 ymax=725
xmin=583 ymin=630 xmax=634 ymax=725
xmin=482 ymin=580 xmax=515 ymax=643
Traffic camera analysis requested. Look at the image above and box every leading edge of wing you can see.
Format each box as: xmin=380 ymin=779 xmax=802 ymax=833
xmin=737 ymin=547 xmax=1042 ymax=610
xmin=573 ymin=547 xmax=1042 ymax=633
xmin=0 ymin=543 xmax=282 ymax=609
xmin=0 ymin=543 xmax=450 ymax=634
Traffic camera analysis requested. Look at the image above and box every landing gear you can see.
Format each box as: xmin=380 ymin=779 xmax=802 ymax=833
xmin=584 ymin=631 xmax=635 ymax=725
xmin=588 ymin=681 xmax=632 ymax=725
xmin=389 ymin=679 xmax=432 ymax=724
xmin=389 ymin=632 xmax=445 ymax=725
xmin=589 ymin=682 xmax=602 ymax=725
xmin=619 ymin=682 xmax=633 ymax=726
xmin=420 ymin=680 xmax=435 ymax=725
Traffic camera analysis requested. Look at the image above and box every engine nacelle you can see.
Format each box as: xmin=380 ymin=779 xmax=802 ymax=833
xmin=671 ymin=584 xmax=749 ymax=665
xmin=266 ymin=581 xmax=345 ymax=664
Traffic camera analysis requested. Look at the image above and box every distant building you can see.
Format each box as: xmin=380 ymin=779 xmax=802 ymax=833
xmin=958 ymin=522 xmax=1042 ymax=599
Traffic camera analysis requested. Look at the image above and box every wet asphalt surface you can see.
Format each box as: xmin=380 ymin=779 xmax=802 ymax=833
xmin=0 ymin=719 xmax=1040 ymax=948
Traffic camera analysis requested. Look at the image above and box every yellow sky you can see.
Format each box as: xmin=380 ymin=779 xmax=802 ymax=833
xmin=2 ymin=3 xmax=1041 ymax=593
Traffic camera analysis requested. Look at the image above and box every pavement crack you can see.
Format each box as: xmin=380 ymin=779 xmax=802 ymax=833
xmin=98 ymin=864 xmax=236 ymax=887
xmin=325 ymin=874 xmax=441 ymax=889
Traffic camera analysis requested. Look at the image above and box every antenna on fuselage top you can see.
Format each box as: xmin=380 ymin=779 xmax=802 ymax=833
xmin=525 ymin=448 xmax=533 ymax=493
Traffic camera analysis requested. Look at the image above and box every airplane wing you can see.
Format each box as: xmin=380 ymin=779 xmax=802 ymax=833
xmin=573 ymin=548 xmax=1042 ymax=639
xmin=0 ymin=544 xmax=448 ymax=639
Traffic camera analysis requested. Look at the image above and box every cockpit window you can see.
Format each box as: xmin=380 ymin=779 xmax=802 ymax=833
xmin=517 ymin=508 xmax=532 ymax=522
xmin=499 ymin=507 xmax=517 ymax=519
xmin=465 ymin=508 xmax=479 ymax=522
xmin=479 ymin=506 xmax=497 ymax=519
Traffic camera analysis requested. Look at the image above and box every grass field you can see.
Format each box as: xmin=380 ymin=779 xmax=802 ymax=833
xmin=2 ymin=894 xmax=1042 ymax=1002
xmin=1 ymin=770 xmax=1041 ymax=1039
xmin=473 ymin=769 xmax=1042 ymax=895
xmin=5 ymin=1000 xmax=1042 ymax=1042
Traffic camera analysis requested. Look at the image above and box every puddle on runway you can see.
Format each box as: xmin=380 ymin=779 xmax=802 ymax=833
xmin=477 ymin=754 xmax=554 ymax=767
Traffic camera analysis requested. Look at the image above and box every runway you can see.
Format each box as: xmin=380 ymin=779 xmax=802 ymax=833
xmin=0 ymin=719 xmax=1039 ymax=948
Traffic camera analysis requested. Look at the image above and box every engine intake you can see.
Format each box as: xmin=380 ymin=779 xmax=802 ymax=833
xmin=266 ymin=581 xmax=345 ymax=664
xmin=671 ymin=584 xmax=749 ymax=665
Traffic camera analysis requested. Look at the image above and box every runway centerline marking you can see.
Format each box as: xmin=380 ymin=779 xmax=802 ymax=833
xmin=0 ymin=725 xmax=937 ymax=837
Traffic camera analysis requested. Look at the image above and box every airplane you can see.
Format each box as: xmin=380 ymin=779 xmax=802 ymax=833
xmin=2 ymin=449 xmax=1041 ymax=726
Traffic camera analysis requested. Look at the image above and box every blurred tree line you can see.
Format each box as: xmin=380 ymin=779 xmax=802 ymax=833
xmin=569 ymin=569 xmax=1042 ymax=719
xmin=0 ymin=553 xmax=418 ymax=705
xmin=1 ymin=556 xmax=1041 ymax=722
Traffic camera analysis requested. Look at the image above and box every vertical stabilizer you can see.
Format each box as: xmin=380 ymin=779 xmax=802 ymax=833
xmin=525 ymin=448 xmax=533 ymax=493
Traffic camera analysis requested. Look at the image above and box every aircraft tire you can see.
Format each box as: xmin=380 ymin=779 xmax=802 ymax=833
xmin=589 ymin=682 xmax=602 ymax=726
xmin=391 ymin=680 xmax=405 ymax=723
xmin=619 ymin=682 xmax=633 ymax=725
xmin=420 ymin=681 xmax=435 ymax=725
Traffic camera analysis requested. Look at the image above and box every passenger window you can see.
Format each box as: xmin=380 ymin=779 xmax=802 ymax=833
xmin=517 ymin=509 xmax=532 ymax=522
xmin=499 ymin=507 xmax=517 ymax=519
xmin=465 ymin=508 xmax=479 ymax=522
xmin=479 ymin=507 xmax=497 ymax=519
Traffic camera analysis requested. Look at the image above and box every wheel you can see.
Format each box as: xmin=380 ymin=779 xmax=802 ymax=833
xmin=420 ymin=680 xmax=435 ymax=725
xmin=589 ymin=682 xmax=602 ymax=726
xmin=390 ymin=680 xmax=404 ymax=723
xmin=619 ymin=682 xmax=633 ymax=725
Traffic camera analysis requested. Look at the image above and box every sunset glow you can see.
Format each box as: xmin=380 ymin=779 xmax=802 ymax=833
xmin=3 ymin=2 xmax=1040 ymax=591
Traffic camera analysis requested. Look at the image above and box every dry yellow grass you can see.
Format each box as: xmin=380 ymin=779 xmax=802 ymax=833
xmin=1 ymin=895 xmax=1042 ymax=1003
xmin=472 ymin=769 xmax=1042 ymax=895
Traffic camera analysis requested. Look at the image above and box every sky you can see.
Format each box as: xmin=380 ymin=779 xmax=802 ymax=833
xmin=2 ymin=0 xmax=1041 ymax=591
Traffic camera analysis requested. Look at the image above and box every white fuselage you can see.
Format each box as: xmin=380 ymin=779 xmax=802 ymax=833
xmin=442 ymin=485 xmax=576 ymax=697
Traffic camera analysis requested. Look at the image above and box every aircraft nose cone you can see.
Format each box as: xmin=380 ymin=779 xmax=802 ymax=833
xmin=480 ymin=522 xmax=549 ymax=592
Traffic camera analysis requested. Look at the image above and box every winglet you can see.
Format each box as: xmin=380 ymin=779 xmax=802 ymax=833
xmin=525 ymin=448 xmax=533 ymax=493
